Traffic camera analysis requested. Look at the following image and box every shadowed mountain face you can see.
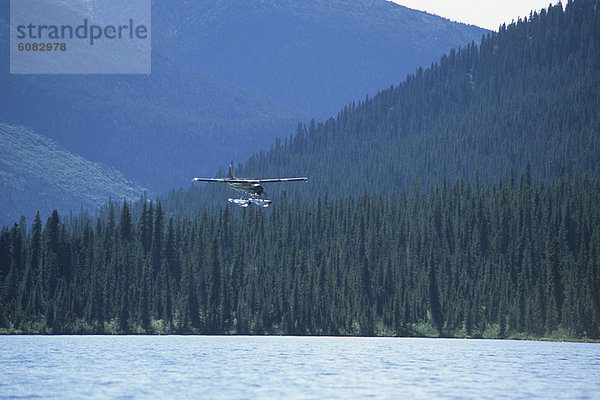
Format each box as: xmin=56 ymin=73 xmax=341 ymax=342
xmin=0 ymin=0 xmax=486 ymax=200
xmin=152 ymin=0 xmax=487 ymax=117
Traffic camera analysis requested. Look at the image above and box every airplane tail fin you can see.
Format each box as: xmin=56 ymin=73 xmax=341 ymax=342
xmin=228 ymin=162 xmax=235 ymax=179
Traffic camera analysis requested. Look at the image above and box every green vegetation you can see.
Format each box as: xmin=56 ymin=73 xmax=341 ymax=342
xmin=1 ymin=169 xmax=599 ymax=340
xmin=0 ymin=123 xmax=146 ymax=226
xmin=2 ymin=1 xmax=600 ymax=341
xmin=232 ymin=0 xmax=600 ymax=202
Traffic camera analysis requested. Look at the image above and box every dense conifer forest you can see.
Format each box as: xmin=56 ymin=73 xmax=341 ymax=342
xmin=2 ymin=0 xmax=600 ymax=339
xmin=1 ymin=169 xmax=599 ymax=339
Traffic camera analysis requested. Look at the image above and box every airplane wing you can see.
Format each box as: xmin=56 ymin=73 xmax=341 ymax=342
xmin=257 ymin=177 xmax=309 ymax=183
xmin=193 ymin=177 xmax=308 ymax=183
xmin=192 ymin=178 xmax=234 ymax=183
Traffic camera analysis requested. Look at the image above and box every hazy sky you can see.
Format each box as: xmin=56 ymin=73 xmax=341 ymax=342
xmin=390 ymin=0 xmax=559 ymax=30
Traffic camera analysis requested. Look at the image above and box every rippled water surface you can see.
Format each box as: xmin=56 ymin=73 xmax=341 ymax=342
xmin=1 ymin=336 xmax=599 ymax=399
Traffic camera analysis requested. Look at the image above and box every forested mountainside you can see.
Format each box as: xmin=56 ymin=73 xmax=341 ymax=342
xmin=2 ymin=168 xmax=599 ymax=339
xmin=0 ymin=0 xmax=485 ymax=198
xmin=0 ymin=124 xmax=145 ymax=226
xmin=214 ymin=0 xmax=599 ymax=204
xmin=3 ymin=1 xmax=600 ymax=340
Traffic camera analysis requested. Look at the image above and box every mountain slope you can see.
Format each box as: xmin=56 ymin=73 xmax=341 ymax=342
xmin=0 ymin=123 xmax=146 ymax=226
xmin=153 ymin=0 xmax=488 ymax=117
xmin=0 ymin=62 xmax=302 ymax=192
xmin=0 ymin=0 xmax=487 ymax=198
xmin=227 ymin=0 xmax=600 ymax=201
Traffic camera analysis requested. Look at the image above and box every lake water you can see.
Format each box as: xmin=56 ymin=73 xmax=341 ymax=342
xmin=0 ymin=336 xmax=599 ymax=399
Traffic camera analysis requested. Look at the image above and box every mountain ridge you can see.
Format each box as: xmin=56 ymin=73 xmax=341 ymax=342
xmin=154 ymin=0 xmax=488 ymax=117
xmin=0 ymin=0 xmax=487 ymax=203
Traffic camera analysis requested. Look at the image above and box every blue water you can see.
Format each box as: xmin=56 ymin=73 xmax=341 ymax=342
xmin=1 ymin=336 xmax=599 ymax=399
